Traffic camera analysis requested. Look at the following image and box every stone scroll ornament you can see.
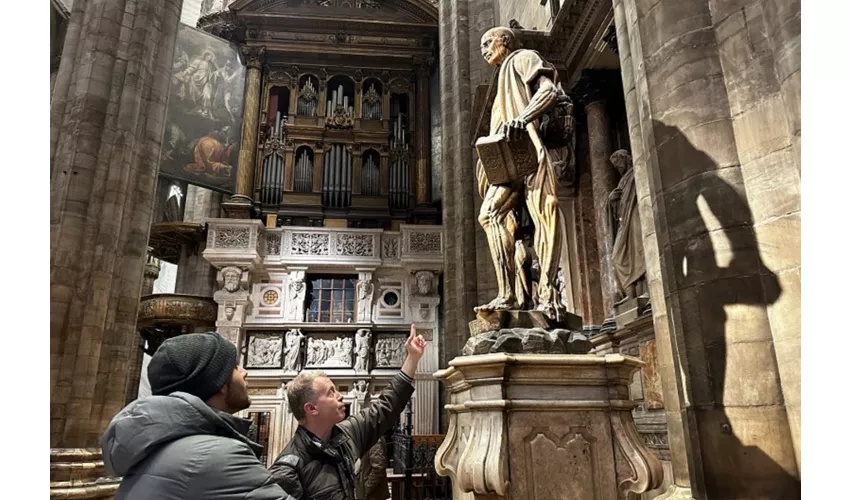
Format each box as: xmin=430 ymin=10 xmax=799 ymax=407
xmin=473 ymin=26 xmax=576 ymax=322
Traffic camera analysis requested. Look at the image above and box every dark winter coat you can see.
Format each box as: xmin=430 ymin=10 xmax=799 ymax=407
xmin=101 ymin=392 xmax=294 ymax=500
xmin=269 ymin=372 xmax=414 ymax=500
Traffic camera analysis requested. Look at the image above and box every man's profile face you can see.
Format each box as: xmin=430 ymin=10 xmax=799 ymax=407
xmin=223 ymin=366 xmax=251 ymax=412
xmin=480 ymin=32 xmax=511 ymax=66
xmin=306 ymin=376 xmax=346 ymax=426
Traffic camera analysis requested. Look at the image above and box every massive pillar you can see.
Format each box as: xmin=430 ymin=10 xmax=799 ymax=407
xmin=224 ymin=45 xmax=266 ymax=219
xmin=437 ymin=0 xmax=480 ymax=370
xmin=414 ymin=58 xmax=432 ymax=206
xmin=613 ymin=0 xmax=800 ymax=497
xmin=49 ymin=0 xmax=183 ymax=496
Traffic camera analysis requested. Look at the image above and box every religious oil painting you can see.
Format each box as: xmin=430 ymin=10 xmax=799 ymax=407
xmin=159 ymin=24 xmax=245 ymax=194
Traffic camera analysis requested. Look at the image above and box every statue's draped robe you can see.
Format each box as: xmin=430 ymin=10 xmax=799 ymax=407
xmin=475 ymin=49 xmax=574 ymax=310
xmin=611 ymin=168 xmax=645 ymax=289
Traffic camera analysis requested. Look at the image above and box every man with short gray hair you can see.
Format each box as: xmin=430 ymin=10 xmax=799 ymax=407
xmin=270 ymin=325 xmax=426 ymax=499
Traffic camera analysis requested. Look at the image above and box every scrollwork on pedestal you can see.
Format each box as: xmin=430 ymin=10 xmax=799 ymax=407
xmin=336 ymin=233 xmax=374 ymax=257
xmin=214 ymin=227 xmax=251 ymax=249
xmin=610 ymin=410 xmax=664 ymax=496
xmin=437 ymin=407 xmax=509 ymax=497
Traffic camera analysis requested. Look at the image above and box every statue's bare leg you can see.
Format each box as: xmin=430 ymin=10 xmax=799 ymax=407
xmin=476 ymin=184 xmax=521 ymax=312
xmin=525 ymin=172 xmax=566 ymax=318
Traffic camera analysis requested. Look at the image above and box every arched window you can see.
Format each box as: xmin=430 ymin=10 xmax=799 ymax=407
xmin=361 ymin=79 xmax=382 ymax=120
xmin=294 ymin=146 xmax=314 ymax=193
xmin=361 ymin=149 xmax=381 ymax=196
xmin=326 ymin=75 xmax=355 ymax=118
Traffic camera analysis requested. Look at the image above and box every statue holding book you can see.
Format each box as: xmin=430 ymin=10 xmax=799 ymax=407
xmin=474 ymin=26 xmax=575 ymax=320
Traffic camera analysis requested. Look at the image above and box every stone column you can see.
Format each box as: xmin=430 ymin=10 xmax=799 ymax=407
xmin=49 ymin=0 xmax=182 ymax=496
xmin=438 ymin=0 xmax=481 ymax=370
xmin=574 ymin=72 xmax=620 ymax=331
xmin=614 ymin=0 xmax=799 ymax=497
xmin=141 ymin=252 xmax=162 ymax=296
xmin=414 ymin=58 xmax=432 ymax=206
xmin=224 ymin=45 xmax=266 ymax=219
xmin=176 ymin=185 xmax=223 ymax=296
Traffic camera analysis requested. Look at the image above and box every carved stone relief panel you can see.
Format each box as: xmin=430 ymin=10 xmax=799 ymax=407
xmin=374 ymin=335 xmax=406 ymax=367
xmin=246 ymin=333 xmax=283 ymax=369
xmin=290 ymin=232 xmax=330 ymax=255
xmin=335 ymin=233 xmax=375 ymax=257
xmin=305 ymin=334 xmax=354 ymax=368
xmin=266 ymin=232 xmax=282 ymax=256
xmin=382 ymin=234 xmax=400 ymax=260
xmin=214 ymin=226 xmax=252 ymax=249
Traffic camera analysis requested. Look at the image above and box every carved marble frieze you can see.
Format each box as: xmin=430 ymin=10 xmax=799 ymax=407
xmin=137 ymin=294 xmax=218 ymax=328
xmin=306 ymin=335 xmax=354 ymax=368
xmin=246 ymin=333 xmax=284 ymax=368
xmin=374 ymin=335 xmax=406 ymax=367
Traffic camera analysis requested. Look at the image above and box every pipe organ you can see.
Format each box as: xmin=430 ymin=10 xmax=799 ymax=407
xmin=322 ymin=144 xmax=352 ymax=208
xmin=234 ymin=2 xmax=437 ymax=227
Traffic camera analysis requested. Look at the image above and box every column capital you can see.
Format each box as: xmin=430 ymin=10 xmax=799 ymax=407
xmin=240 ymin=45 xmax=266 ymax=70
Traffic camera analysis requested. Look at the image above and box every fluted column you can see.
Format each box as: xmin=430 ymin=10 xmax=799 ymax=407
xmin=414 ymin=58 xmax=432 ymax=205
xmin=49 ymin=0 xmax=183 ymax=495
xmin=224 ymin=45 xmax=265 ymax=218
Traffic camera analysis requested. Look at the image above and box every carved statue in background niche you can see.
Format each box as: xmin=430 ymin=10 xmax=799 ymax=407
xmin=357 ymin=279 xmax=374 ymax=322
xmin=283 ymin=329 xmax=304 ymax=372
xmin=608 ymin=150 xmax=648 ymax=304
xmin=287 ymin=278 xmax=306 ymax=321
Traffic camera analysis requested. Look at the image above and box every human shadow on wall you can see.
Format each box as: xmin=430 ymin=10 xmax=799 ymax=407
xmin=652 ymin=120 xmax=800 ymax=499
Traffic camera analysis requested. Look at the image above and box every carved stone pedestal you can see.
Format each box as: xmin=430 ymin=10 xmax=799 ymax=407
xmin=614 ymin=296 xmax=650 ymax=329
xmin=434 ymin=353 xmax=664 ymax=500
xmin=49 ymin=448 xmax=120 ymax=499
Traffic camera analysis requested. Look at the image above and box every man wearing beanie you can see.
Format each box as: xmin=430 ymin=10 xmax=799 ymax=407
xmin=101 ymin=332 xmax=296 ymax=499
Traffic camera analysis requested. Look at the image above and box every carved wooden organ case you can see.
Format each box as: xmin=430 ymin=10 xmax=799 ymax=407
xmin=201 ymin=0 xmax=439 ymax=228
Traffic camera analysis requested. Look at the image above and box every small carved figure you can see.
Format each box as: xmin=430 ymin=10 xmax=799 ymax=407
xmin=354 ymin=328 xmax=372 ymax=373
xmin=357 ymin=279 xmax=374 ymax=322
xmin=287 ymin=279 xmax=306 ymax=321
xmin=283 ymin=329 xmax=304 ymax=372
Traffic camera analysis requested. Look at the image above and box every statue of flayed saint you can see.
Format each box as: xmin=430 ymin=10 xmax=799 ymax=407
xmin=608 ymin=150 xmax=648 ymax=304
xmin=474 ymin=27 xmax=575 ymax=320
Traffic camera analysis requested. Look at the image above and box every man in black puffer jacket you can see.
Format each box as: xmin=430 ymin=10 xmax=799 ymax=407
xmin=270 ymin=325 xmax=425 ymax=500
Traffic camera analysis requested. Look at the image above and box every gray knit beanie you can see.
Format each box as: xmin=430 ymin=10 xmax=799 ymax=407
xmin=148 ymin=332 xmax=239 ymax=401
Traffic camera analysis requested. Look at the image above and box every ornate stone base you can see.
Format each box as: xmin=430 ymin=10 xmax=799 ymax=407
xmin=434 ymin=354 xmax=664 ymax=500
xmin=614 ymin=296 xmax=650 ymax=329
xmin=654 ymin=485 xmax=695 ymax=499
xmin=50 ymin=448 xmax=120 ymax=499
xmin=462 ymin=327 xmax=591 ymax=355
xmin=468 ymin=309 xmax=583 ymax=336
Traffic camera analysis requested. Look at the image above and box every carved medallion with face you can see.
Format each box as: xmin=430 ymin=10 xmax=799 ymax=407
xmin=221 ymin=267 xmax=242 ymax=293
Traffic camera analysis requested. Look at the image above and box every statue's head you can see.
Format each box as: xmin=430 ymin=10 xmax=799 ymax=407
xmin=480 ymin=27 xmax=516 ymax=66
xmin=221 ymin=266 xmax=242 ymax=292
xmin=415 ymin=271 xmax=434 ymax=295
xmin=610 ymin=149 xmax=633 ymax=175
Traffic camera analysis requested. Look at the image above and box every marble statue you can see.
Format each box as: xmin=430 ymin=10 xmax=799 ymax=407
xmin=283 ymin=329 xmax=304 ymax=372
xmin=287 ymin=278 xmax=306 ymax=321
xmin=474 ymin=26 xmax=574 ymax=320
xmin=608 ymin=150 xmax=647 ymax=302
xmin=357 ymin=278 xmax=374 ymax=322
xmin=354 ymin=328 xmax=372 ymax=373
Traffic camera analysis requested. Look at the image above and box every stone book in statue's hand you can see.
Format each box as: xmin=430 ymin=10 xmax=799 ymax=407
xmin=475 ymin=132 xmax=538 ymax=185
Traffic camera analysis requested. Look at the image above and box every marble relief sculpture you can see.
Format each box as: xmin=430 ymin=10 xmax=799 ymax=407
xmin=283 ymin=329 xmax=304 ymax=372
xmin=247 ymin=334 xmax=283 ymax=368
xmin=306 ymin=336 xmax=354 ymax=367
xmin=354 ymin=328 xmax=372 ymax=373
xmin=357 ymin=278 xmax=374 ymax=322
xmin=287 ymin=278 xmax=306 ymax=321
xmin=608 ymin=150 xmax=647 ymax=303
xmin=375 ymin=337 xmax=406 ymax=367
xmin=474 ymin=27 xmax=575 ymax=320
